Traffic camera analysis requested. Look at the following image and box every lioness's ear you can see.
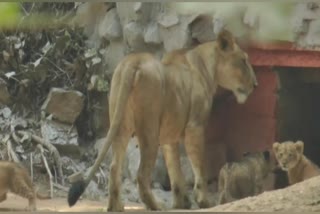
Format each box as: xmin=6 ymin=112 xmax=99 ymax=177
xmin=217 ymin=29 xmax=234 ymax=52
xmin=272 ymin=142 xmax=280 ymax=152
xmin=296 ymin=140 xmax=304 ymax=154
xmin=263 ymin=150 xmax=270 ymax=161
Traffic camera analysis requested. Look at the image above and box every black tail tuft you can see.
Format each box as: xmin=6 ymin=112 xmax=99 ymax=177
xmin=68 ymin=180 xmax=87 ymax=207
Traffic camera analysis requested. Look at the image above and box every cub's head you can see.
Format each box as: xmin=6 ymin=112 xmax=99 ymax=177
xmin=272 ymin=141 xmax=304 ymax=171
xmin=215 ymin=29 xmax=258 ymax=104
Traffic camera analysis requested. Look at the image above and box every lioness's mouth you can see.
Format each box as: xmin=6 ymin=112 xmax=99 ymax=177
xmin=236 ymin=87 xmax=248 ymax=95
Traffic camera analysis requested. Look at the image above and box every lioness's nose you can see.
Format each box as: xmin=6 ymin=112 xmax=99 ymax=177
xmin=253 ymin=81 xmax=258 ymax=88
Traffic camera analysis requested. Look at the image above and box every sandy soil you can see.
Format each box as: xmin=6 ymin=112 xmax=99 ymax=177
xmin=0 ymin=193 xmax=146 ymax=212
xmin=3 ymin=175 xmax=320 ymax=212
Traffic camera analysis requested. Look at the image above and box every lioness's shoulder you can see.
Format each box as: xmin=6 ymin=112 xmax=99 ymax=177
xmin=161 ymin=48 xmax=192 ymax=66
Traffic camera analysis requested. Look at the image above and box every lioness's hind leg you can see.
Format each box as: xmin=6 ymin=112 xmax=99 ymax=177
xmin=136 ymin=132 xmax=162 ymax=211
xmin=107 ymin=131 xmax=131 ymax=212
xmin=162 ymin=143 xmax=191 ymax=209
xmin=184 ymin=127 xmax=210 ymax=209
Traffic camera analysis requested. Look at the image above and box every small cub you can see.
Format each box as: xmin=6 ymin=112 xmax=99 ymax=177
xmin=217 ymin=150 xmax=273 ymax=205
xmin=0 ymin=161 xmax=51 ymax=211
xmin=273 ymin=140 xmax=320 ymax=185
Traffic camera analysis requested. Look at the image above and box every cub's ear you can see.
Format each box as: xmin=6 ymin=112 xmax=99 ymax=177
xmin=272 ymin=142 xmax=280 ymax=152
xmin=295 ymin=140 xmax=304 ymax=154
xmin=263 ymin=150 xmax=270 ymax=161
xmin=216 ymin=29 xmax=234 ymax=52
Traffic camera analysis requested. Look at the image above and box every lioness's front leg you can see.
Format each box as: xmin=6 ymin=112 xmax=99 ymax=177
xmin=184 ymin=127 xmax=210 ymax=208
xmin=162 ymin=143 xmax=191 ymax=209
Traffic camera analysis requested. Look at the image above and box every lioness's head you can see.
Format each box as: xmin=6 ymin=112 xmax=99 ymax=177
xmin=215 ymin=30 xmax=258 ymax=104
xmin=272 ymin=141 xmax=304 ymax=171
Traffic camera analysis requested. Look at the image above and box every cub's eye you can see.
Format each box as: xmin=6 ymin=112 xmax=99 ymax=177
xmin=278 ymin=152 xmax=283 ymax=157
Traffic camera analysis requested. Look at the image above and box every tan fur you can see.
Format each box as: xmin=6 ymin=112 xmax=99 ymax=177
xmin=0 ymin=161 xmax=51 ymax=211
xmin=75 ymin=30 xmax=257 ymax=211
xmin=217 ymin=151 xmax=273 ymax=205
xmin=273 ymin=140 xmax=320 ymax=185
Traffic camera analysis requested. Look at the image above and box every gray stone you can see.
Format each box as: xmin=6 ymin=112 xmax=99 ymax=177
xmin=98 ymin=8 xmax=122 ymax=41
xmin=144 ymin=23 xmax=162 ymax=45
xmin=190 ymin=15 xmax=216 ymax=43
xmin=41 ymin=88 xmax=85 ymax=124
xmin=123 ymin=21 xmax=146 ymax=51
xmin=40 ymin=119 xmax=80 ymax=156
xmin=159 ymin=15 xmax=195 ymax=52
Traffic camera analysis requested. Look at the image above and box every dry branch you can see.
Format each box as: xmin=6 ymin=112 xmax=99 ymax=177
xmin=7 ymin=139 xmax=20 ymax=163
xmin=37 ymin=144 xmax=53 ymax=199
xmin=16 ymin=131 xmax=64 ymax=185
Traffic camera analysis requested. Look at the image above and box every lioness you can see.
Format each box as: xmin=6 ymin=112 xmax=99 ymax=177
xmin=0 ymin=161 xmax=51 ymax=211
xmin=67 ymin=30 xmax=257 ymax=211
xmin=273 ymin=140 xmax=320 ymax=185
xmin=217 ymin=150 xmax=273 ymax=205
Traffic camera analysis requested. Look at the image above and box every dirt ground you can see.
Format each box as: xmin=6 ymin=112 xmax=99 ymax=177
xmin=2 ymin=175 xmax=320 ymax=212
xmin=0 ymin=193 xmax=146 ymax=212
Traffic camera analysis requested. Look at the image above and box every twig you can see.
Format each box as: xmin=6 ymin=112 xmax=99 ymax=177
xmin=53 ymin=182 xmax=68 ymax=192
xmin=7 ymin=139 xmax=20 ymax=163
xmin=30 ymin=152 xmax=33 ymax=181
xmin=37 ymin=144 xmax=53 ymax=199
xmin=16 ymin=131 xmax=64 ymax=185
xmin=99 ymin=166 xmax=106 ymax=185
xmin=53 ymin=166 xmax=57 ymax=183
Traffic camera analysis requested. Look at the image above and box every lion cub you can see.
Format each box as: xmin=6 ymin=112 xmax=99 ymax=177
xmin=0 ymin=161 xmax=51 ymax=211
xmin=273 ymin=140 xmax=320 ymax=185
xmin=217 ymin=150 xmax=273 ymax=205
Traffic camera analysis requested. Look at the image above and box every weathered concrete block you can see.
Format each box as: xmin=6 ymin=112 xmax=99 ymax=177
xmin=158 ymin=14 xmax=196 ymax=52
xmin=41 ymin=119 xmax=80 ymax=156
xmin=98 ymin=8 xmax=122 ymax=41
xmin=41 ymin=88 xmax=85 ymax=124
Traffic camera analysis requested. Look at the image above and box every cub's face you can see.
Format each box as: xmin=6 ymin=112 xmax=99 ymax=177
xmin=272 ymin=141 xmax=304 ymax=171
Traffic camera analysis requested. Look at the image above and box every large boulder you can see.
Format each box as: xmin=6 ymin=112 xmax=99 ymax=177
xmin=41 ymin=88 xmax=85 ymax=124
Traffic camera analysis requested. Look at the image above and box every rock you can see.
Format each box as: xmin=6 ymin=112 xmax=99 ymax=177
xmin=104 ymin=41 xmax=126 ymax=74
xmin=41 ymin=88 xmax=85 ymax=124
xmin=158 ymin=14 xmax=196 ymax=52
xmin=144 ymin=23 xmax=162 ymax=45
xmin=40 ymin=119 xmax=80 ymax=156
xmin=93 ymin=136 xmax=113 ymax=166
xmin=126 ymin=137 xmax=140 ymax=182
xmin=98 ymin=8 xmax=122 ymax=41
xmin=0 ymin=107 xmax=12 ymax=119
xmin=83 ymin=180 xmax=105 ymax=200
xmin=0 ymin=78 xmax=11 ymax=105
xmin=123 ymin=21 xmax=146 ymax=51
xmin=190 ymin=15 xmax=216 ymax=43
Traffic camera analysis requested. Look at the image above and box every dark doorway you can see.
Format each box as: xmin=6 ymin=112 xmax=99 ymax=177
xmin=275 ymin=67 xmax=320 ymax=188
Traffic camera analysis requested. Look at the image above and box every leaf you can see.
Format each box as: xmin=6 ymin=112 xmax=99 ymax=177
xmin=91 ymin=56 xmax=101 ymax=65
xmin=5 ymin=71 xmax=16 ymax=79
xmin=42 ymin=41 xmax=52 ymax=55
xmin=84 ymin=48 xmax=97 ymax=59
xmin=33 ymin=57 xmax=43 ymax=67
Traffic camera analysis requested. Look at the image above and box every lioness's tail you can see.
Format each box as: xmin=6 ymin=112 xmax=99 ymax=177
xmin=67 ymin=58 xmax=138 ymax=207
